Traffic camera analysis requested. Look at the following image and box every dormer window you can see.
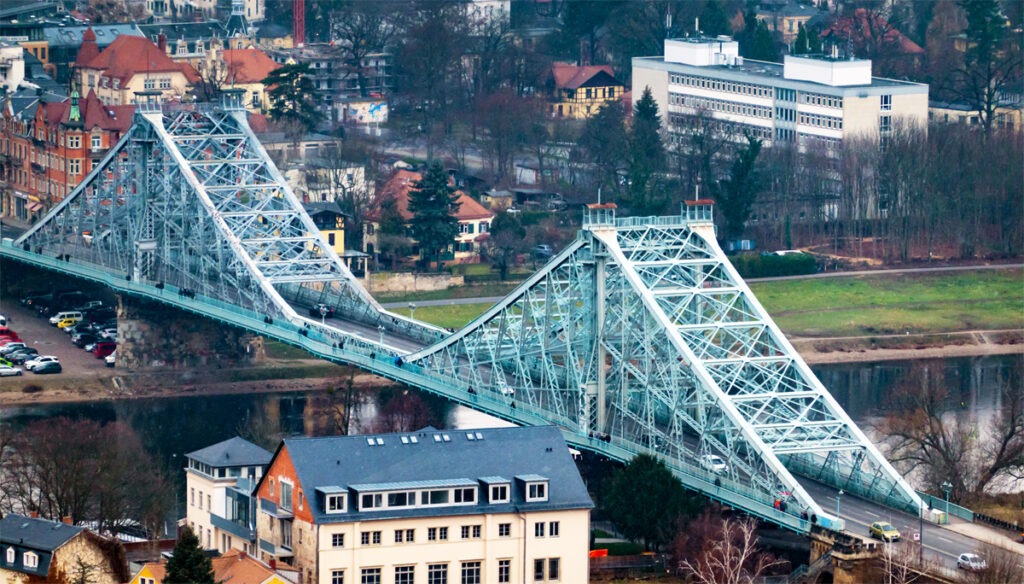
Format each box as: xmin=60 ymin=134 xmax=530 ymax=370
xmin=5 ymin=547 xmax=14 ymax=563
xmin=23 ymin=552 xmax=38 ymax=569
xmin=326 ymin=493 xmax=346 ymax=513
xmin=112 ymin=79 xmax=119 ymax=90
xmin=526 ymin=481 xmax=548 ymax=502
xmin=489 ymin=484 xmax=510 ymax=503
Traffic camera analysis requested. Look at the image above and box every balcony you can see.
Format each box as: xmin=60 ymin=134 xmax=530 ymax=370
xmin=30 ymin=163 xmax=44 ymax=175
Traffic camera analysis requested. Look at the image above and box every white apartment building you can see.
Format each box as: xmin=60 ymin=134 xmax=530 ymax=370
xmin=254 ymin=425 xmax=593 ymax=584
xmin=633 ymin=36 xmax=929 ymax=155
xmin=184 ymin=436 xmax=273 ymax=557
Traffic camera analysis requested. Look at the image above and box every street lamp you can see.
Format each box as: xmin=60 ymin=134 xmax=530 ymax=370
xmin=408 ymin=302 xmax=416 ymax=320
xmin=377 ymin=324 xmax=385 ymax=345
xmin=941 ymin=481 xmax=952 ymax=524
xmin=836 ymin=489 xmax=844 ymax=523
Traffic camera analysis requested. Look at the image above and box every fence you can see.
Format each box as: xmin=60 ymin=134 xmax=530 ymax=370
xmin=916 ymin=491 xmax=974 ymax=523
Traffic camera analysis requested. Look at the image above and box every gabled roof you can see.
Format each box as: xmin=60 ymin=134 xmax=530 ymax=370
xmin=550 ymin=62 xmax=621 ymax=89
xmin=44 ymin=24 xmax=143 ymax=48
xmin=222 ymin=49 xmax=280 ymax=85
xmin=264 ymin=425 xmax=593 ymax=524
xmin=367 ymin=170 xmax=493 ymax=222
xmin=303 ymin=201 xmax=349 ymax=218
xmin=0 ymin=514 xmax=83 ymax=551
xmin=82 ymin=35 xmax=200 ymax=84
xmin=138 ymin=20 xmax=228 ymax=42
xmin=42 ymin=90 xmax=133 ymax=132
xmin=212 ymin=549 xmax=279 ymax=584
xmin=187 ymin=436 xmax=273 ymax=468
xmin=132 ymin=561 xmax=167 ymax=584
xmin=821 ymin=8 xmax=924 ymax=56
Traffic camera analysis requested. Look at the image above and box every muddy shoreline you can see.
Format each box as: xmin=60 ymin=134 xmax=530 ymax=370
xmin=1 ymin=334 xmax=1021 ymax=409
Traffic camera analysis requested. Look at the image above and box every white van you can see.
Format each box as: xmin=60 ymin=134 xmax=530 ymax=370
xmin=49 ymin=311 xmax=83 ymax=326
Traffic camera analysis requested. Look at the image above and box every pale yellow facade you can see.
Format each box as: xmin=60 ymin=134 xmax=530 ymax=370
xmin=185 ymin=467 xmax=261 ymax=557
xmin=289 ymin=508 xmax=591 ymax=583
xmin=80 ymin=70 xmax=192 ymax=106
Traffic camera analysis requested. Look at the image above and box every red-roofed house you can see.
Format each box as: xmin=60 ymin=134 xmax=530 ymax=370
xmin=1 ymin=88 xmax=134 ymax=218
xmin=546 ymin=62 xmax=625 ymax=119
xmin=212 ymin=48 xmax=281 ymax=113
xmin=75 ymin=34 xmax=200 ymax=106
xmin=820 ymin=8 xmax=924 ymax=77
xmin=363 ymin=169 xmax=494 ymax=265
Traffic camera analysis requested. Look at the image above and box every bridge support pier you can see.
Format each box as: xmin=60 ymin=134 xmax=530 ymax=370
xmin=115 ymin=295 xmax=264 ymax=370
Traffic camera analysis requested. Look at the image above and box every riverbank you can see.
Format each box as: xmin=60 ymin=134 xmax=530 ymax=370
xmin=1 ymin=330 xmax=1020 ymax=408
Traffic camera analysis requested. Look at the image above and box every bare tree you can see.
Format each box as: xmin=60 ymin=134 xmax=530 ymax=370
xmin=880 ymin=362 xmax=1024 ymax=502
xmin=872 ymin=541 xmax=932 ymax=584
xmin=329 ymin=2 xmax=404 ymax=98
xmin=677 ymin=513 xmax=784 ymax=584
xmin=961 ymin=544 xmax=1024 ymax=584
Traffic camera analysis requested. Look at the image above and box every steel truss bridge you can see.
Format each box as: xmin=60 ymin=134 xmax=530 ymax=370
xmin=1 ymin=92 xmax=924 ymax=535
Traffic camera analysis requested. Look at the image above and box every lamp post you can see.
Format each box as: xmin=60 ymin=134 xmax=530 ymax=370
xmin=377 ymin=324 xmax=385 ymax=346
xmin=919 ymin=501 xmax=924 ymax=565
xmin=408 ymin=302 xmax=416 ymax=320
xmin=941 ymin=481 xmax=952 ymax=524
xmin=836 ymin=489 xmax=843 ymax=525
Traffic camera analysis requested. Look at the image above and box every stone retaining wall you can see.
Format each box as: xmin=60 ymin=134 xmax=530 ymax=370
xmin=367 ymin=272 xmax=464 ymax=293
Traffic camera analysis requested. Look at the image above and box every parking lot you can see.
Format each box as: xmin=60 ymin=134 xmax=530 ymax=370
xmin=0 ymin=298 xmax=113 ymax=380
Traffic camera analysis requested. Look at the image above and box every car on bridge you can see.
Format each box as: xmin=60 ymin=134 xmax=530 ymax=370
xmin=699 ymin=454 xmax=729 ymax=474
xmin=957 ymin=553 xmax=987 ymax=571
xmin=309 ymin=304 xmax=335 ymax=319
xmin=869 ymin=521 xmax=901 ymax=542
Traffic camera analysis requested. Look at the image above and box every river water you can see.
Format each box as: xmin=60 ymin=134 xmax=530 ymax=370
xmin=1 ymin=354 xmax=1020 ymax=474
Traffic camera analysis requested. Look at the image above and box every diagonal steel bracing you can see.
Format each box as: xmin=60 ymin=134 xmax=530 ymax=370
xmin=405 ymin=205 xmax=922 ymax=530
xmin=13 ymin=92 xmax=404 ymax=331
xmin=4 ymin=95 xmax=921 ymax=535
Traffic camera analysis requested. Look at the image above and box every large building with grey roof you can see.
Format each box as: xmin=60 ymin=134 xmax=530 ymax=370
xmin=253 ymin=425 xmax=593 ymax=584
xmin=633 ymin=36 xmax=929 ymax=156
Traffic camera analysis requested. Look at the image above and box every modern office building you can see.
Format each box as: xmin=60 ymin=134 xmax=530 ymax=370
xmin=633 ymin=36 xmax=929 ymax=155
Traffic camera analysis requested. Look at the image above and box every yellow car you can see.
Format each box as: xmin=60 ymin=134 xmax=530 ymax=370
xmin=869 ymin=521 xmax=901 ymax=542
xmin=56 ymin=318 xmax=79 ymax=329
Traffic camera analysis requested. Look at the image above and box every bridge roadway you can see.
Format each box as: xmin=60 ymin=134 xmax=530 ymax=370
xmin=3 ymin=241 xmax=1012 ymax=566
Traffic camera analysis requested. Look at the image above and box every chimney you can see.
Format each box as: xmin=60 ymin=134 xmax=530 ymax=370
xmin=61 ymin=516 xmax=72 ymax=525
xmin=158 ymin=33 xmax=167 ymax=53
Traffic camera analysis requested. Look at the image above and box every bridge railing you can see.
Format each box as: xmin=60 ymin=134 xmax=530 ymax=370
xmin=785 ymin=454 xmax=919 ymax=516
xmin=916 ymin=491 xmax=973 ymax=523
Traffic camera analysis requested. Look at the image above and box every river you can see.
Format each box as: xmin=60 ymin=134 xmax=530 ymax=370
xmin=1 ymin=354 xmax=1020 ymax=481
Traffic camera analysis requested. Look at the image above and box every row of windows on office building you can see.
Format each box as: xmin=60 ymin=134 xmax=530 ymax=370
xmin=330 ymin=557 xmax=561 ymax=584
xmin=668 ymin=73 xmax=854 ymax=111
xmin=668 ymin=93 xmax=843 ymax=130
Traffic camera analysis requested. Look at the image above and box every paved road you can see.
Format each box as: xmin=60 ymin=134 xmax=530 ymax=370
xmin=380 ymin=263 xmax=1024 ymax=309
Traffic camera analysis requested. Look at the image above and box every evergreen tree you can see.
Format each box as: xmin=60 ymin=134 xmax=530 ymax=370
xmin=263 ymin=63 xmax=321 ymax=136
xmin=628 ymin=86 xmax=667 ymax=215
xmin=376 ymin=196 xmax=412 ymax=270
xmin=408 ymin=161 xmax=461 ymax=271
xmin=713 ymin=134 xmax=763 ymax=241
xmin=699 ymin=0 xmax=732 ymax=36
xmin=795 ymin=23 xmax=809 ymax=54
xmin=600 ymin=454 xmax=698 ymax=550
xmin=165 ymin=526 xmax=214 ymax=584
xmin=808 ymin=25 xmax=822 ymax=53
xmin=579 ymin=101 xmax=628 ymax=196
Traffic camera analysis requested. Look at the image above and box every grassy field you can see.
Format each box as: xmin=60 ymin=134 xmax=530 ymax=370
xmin=407 ymin=270 xmax=1024 ymax=337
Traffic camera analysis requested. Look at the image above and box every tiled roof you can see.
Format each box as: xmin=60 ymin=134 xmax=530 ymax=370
xmin=303 ymin=201 xmax=349 ymax=218
xmin=271 ymin=425 xmax=593 ymax=524
xmin=551 ymin=62 xmax=620 ymax=89
xmin=187 ymin=436 xmax=273 ymax=468
xmin=133 ymin=562 xmax=167 ymax=583
xmin=43 ymin=24 xmax=143 ymax=48
xmin=212 ymin=549 xmax=276 ymax=583
xmin=222 ymin=49 xmax=280 ymax=84
xmin=83 ymin=35 xmax=200 ymax=84
xmin=42 ymin=90 xmax=133 ymax=132
xmin=821 ymin=8 xmax=924 ymax=55
xmin=0 ymin=514 xmax=82 ymax=551
xmin=138 ymin=20 xmax=228 ymax=42
xmin=367 ymin=170 xmax=493 ymax=222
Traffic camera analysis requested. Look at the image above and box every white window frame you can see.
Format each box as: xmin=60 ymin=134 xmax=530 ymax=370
xmin=5 ymin=547 xmax=14 ymax=563
xmin=331 ymin=533 xmax=345 ymax=547
xmin=526 ymin=481 xmax=548 ymax=502
xmin=490 ymin=483 xmax=510 ymax=503
xmin=23 ymin=552 xmax=38 ymax=569
xmin=326 ymin=493 xmax=347 ymax=513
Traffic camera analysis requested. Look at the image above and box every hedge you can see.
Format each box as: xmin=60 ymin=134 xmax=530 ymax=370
xmin=729 ymin=252 xmax=818 ymax=278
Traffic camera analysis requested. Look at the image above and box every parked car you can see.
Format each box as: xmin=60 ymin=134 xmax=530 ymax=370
xmin=73 ymin=333 xmax=99 ymax=348
xmin=699 ymin=454 xmax=729 ymax=475
xmin=9 ymin=349 xmax=39 ymax=364
xmin=309 ymin=303 xmax=335 ymax=319
xmin=73 ymin=300 xmax=103 ymax=312
xmin=957 ymin=553 xmax=987 ymax=571
xmin=0 ymin=342 xmax=27 ymax=356
xmin=32 ymin=361 xmax=62 ymax=375
xmin=0 ymin=364 xmax=23 ymax=377
xmin=56 ymin=318 xmax=80 ymax=329
xmin=92 ymin=342 xmax=116 ymax=359
xmin=105 ymin=350 xmax=116 ymax=367
xmin=869 ymin=521 xmax=901 ymax=542
xmin=25 ymin=355 xmax=60 ymax=371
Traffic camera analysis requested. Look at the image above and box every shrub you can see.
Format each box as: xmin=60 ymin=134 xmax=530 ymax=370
xmin=22 ymin=384 xmax=43 ymax=394
xmin=730 ymin=252 xmax=818 ymax=278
